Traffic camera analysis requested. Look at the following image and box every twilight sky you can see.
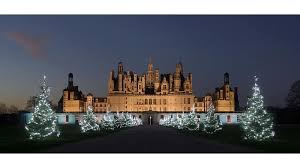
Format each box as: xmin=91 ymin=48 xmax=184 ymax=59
xmin=0 ymin=15 xmax=299 ymax=109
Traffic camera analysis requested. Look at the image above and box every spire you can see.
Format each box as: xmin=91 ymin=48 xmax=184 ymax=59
xmin=224 ymin=72 xmax=229 ymax=85
xmin=149 ymin=56 xmax=152 ymax=64
xmin=148 ymin=56 xmax=153 ymax=72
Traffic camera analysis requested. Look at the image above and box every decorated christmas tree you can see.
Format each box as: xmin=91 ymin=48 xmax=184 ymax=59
xmin=25 ymin=75 xmax=60 ymax=140
xmin=182 ymin=105 xmax=199 ymax=131
xmin=124 ymin=113 xmax=134 ymax=127
xmin=100 ymin=112 xmax=115 ymax=130
xmin=79 ymin=106 xmax=100 ymax=133
xmin=114 ymin=112 xmax=127 ymax=129
xmin=241 ymin=76 xmax=275 ymax=141
xmin=132 ymin=116 xmax=143 ymax=126
xmin=203 ymin=103 xmax=222 ymax=134
xmin=170 ymin=114 xmax=180 ymax=128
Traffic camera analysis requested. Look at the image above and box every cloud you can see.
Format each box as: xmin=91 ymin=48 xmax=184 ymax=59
xmin=6 ymin=32 xmax=47 ymax=59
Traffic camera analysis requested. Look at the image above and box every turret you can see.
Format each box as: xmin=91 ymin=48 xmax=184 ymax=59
xmin=133 ymin=74 xmax=138 ymax=93
xmin=68 ymin=73 xmax=73 ymax=88
xmin=169 ymin=74 xmax=173 ymax=92
xmin=224 ymin=72 xmax=229 ymax=85
xmin=118 ymin=62 xmax=123 ymax=74
xmin=224 ymin=72 xmax=230 ymax=100
xmin=154 ymin=69 xmax=160 ymax=92
xmin=108 ymin=70 xmax=115 ymax=93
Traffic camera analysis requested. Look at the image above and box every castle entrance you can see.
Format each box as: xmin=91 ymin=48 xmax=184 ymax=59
xmin=142 ymin=112 xmax=157 ymax=125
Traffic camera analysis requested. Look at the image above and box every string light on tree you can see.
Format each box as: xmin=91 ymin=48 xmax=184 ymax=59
xmin=79 ymin=106 xmax=100 ymax=133
xmin=182 ymin=104 xmax=199 ymax=131
xmin=100 ymin=112 xmax=115 ymax=130
xmin=241 ymin=76 xmax=275 ymax=141
xmin=25 ymin=75 xmax=60 ymax=140
xmin=202 ymin=103 xmax=222 ymax=134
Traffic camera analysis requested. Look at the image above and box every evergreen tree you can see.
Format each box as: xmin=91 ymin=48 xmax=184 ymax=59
xmin=132 ymin=116 xmax=143 ymax=126
xmin=286 ymin=80 xmax=300 ymax=109
xmin=124 ymin=113 xmax=134 ymax=127
xmin=114 ymin=112 xmax=127 ymax=129
xmin=25 ymin=75 xmax=60 ymax=140
xmin=241 ymin=76 xmax=275 ymax=141
xmin=182 ymin=105 xmax=199 ymax=131
xmin=100 ymin=112 xmax=115 ymax=130
xmin=182 ymin=112 xmax=199 ymax=131
xmin=79 ymin=106 xmax=100 ymax=133
xmin=203 ymin=103 xmax=222 ymax=134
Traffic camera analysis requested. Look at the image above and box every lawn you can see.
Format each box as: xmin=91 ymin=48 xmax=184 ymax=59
xmin=177 ymin=124 xmax=300 ymax=152
xmin=0 ymin=124 xmax=117 ymax=153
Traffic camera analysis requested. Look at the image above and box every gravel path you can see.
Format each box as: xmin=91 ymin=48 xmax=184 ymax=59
xmin=46 ymin=125 xmax=257 ymax=153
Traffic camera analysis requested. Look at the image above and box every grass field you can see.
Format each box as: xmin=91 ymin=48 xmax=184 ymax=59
xmin=178 ymin=124 xmax=300 ymax=152
xmin=0 ymin=124 xmax=116 ymax=153
xmin=1 ymin=124 xmax=300 ymax=153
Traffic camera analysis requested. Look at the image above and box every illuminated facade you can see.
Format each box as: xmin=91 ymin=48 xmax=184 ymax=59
xmin=58 ymin=61 xmax=239 ymax=113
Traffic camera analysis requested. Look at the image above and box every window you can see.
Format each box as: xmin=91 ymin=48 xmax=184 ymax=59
xmin=188 ymin=107 xmax=190 ymax=111
xmin=163 ymin=99 xmax=166 ymax=105
xmin=153 ymin=99 xmax=156 ymax=105
xmin=163 ymin=85 xmax=167 ymax=90
xmin=227 ymin=115 xmax=231 ymax=123
xmin=66 ymin=115 xmax=69 ymax=123
xmin=187 ymin=98 xmax=191 ymax=104
xmin=149 ymin=99 xmax=152 ymax=105
xmin=145 ymin=99 xmax=148 ymax=104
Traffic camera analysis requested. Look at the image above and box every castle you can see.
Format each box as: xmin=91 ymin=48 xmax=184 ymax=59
xmin=58 ymin=60 xmax=239 ymax=113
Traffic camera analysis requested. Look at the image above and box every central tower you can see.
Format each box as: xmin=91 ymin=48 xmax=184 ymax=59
xmin=146 ymin=57 xmax=155 ymax=89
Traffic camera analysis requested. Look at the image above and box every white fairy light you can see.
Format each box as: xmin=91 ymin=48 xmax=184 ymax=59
xmin=79 ymin=106 xmax=100 ymax=133
xmin=25 ymin=75 xmax=60 ymax=140
xmin=202 ymin=103 xmax=222 ymax=134
xmin=241 ymin=76 xmax=275 ymax=141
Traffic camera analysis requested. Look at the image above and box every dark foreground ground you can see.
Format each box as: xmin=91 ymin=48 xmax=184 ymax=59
xmin=47 ymin=125 xmax=256 ymax=153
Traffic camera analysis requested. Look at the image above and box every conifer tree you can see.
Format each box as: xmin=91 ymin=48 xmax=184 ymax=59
xmin=203 ymin=103 xmax=222 ymax=134
xmin=100 ymin=112 xmax=115 ymax=130
xmin=79 ymin=106 xmax=100 ymax=133
xmin=25 ymin=75 xmax=60 ymax=140
xmin=241 ymin=76 xmax=275 ymax=141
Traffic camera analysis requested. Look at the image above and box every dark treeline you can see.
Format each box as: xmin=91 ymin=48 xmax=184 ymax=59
xmin=268 ymin=107 xmax=300 ymax=125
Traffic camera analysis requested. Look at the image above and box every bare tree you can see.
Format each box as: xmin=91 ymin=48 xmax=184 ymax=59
xmin=0 ymin=102 xmax=7 ymax=113
xmin=25 ymin=96 xmax=37 ymax=112
xmin=9 ymin=105 xmax=18 ymax=113
xmin=287 ymin=80 xmax=300 ymax=109
xmin=0 ymin=103 xmax=18 ymax=114
xmin=25 ymin=96 xmax=57 ymax=112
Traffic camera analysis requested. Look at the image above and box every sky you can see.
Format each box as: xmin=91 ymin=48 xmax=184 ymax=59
xmin=0 ymin=15 xmax=299 ymax=109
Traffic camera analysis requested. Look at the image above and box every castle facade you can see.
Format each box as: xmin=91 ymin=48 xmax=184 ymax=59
xmin=58 ymin=61 xmax=239 ymax=113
